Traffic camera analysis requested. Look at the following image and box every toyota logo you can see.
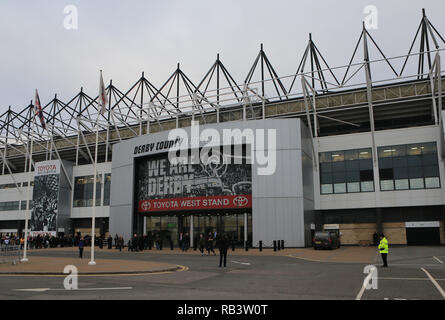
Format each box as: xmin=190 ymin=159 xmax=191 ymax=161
xmin=233 ymin=196 xmax=249 ymax=207
xmin=141 ymin=201 xmax=151 ymax=211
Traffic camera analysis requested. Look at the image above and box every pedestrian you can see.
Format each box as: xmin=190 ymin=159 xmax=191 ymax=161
xmin=178 ymin=232 xmax=185 ymax=252
xmin=199 ymin=233 xmax=206 ymax=256
xmin=78 ymin=237 xmax=85 ymax=258
xmin=132 ymin=233 xmax=138 ymax=252
xmin=118 ymin=236 xmax=123 ymax=252
xmin=20 ymin=236 xmax=24 ymax=250
xmin=184 ymin=233 xmax=190 ymax=251
xmin=378 ymin=233 xmax=388 ymax=267
xmin=114 ymin=234 xmax=119 ymax=249
xmin=217 ymin=233 xmax=230 ymax=267
xmin=373 ymin=232 xmax=379 ymax=246
xmin=108 ymin=234 xmax=113 ymax=249
xmin=206 ymin=232 xmax=215 ymax=256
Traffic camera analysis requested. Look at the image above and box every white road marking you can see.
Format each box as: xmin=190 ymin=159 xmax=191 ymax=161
xmin=355 ymin=266 xmax=376 ymax=300
xmin=13 ymin=287 xmax=133 ymax=292
xmin=433 ymin=256 xmax=444 ymax=264
xmin=421 ymin=268 xmax=445 ymax=299
xmin=231 ymin=261 xmax=251 ymax=266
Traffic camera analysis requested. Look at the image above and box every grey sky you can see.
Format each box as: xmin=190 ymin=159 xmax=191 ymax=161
xmin=0 ymin=0 xmax=444 ymax=114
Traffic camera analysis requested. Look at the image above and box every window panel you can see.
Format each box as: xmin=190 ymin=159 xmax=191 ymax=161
xmin=409 ymin=178 xmax=424 ymax=189
xmin=319 ymin=148 xmax=374 ymax=194
xmin=394 ymin=179 xmax=409 ymax=190
xmin=332 ymin=172 xmax=346 ymax=184
xmin=378 ymin=142 xmax=440 ymax=191
xmin=320 ymin=162 xmax=332 ymax=173
xmin=345 ymin=160 xmax=359 ymax=171
xmin=347 ymin=182 xmax=360 ymax=193
xmin=422 ymin=154 xmax=438 ymax=166
xmin=361 ymin=181 xmax=374 ymax=192
xmin=393 ymin=167 xmax=409 ymax=179
xmin=425 ymin=177 xmax=440 ymax=189
xmin=73 ymin=175 xmax=101 ymax=207
xmin=379 ymin=168 xmax=394 ymax=180
xmin=321 ymin=184 xmax=333 ymax=194
xmin=320 ymin=172 xmax=332 ymax=184
xmin=380 ymin=180 xmax=394 ymax=191
xmin=358 ymin=149 xmax=372 ymax=160
xmin=332 ymin=161 xmax=345 ymax=172
xmin=103 ymin=174 xmax=111 ymax=206
xmin=408 ymin=166 xmax=423 ymax=179
xmin=346 ymin=171 xmax=360 ymax=182
xmin=333 ymin=183 xmax=346 ymax=194
xmin=423 ymin=166 xmax=439 ymax=178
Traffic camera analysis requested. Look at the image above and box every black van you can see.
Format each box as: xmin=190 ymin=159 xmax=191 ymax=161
xmin=312 ymin=231 xmax=341 ymax=250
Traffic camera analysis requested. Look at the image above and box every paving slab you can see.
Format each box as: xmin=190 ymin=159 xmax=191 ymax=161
xmin=0 ymin=255 xmax=181 ymax=275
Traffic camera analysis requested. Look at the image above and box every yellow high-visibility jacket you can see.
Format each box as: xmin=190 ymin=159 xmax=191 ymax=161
xmin=378 ymin=237 xmax=388 ymax=254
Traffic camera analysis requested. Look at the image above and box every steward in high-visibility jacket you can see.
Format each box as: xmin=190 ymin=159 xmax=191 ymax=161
xmin=378 ymin=234 xmax=388 ymax=267
xmin=378 ymin=237 xmax=388 ymax=253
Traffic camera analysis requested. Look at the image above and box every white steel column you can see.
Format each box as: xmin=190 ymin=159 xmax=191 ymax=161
xmin=88 ymin=118 xmax=100 ymax=266
xmin=189 ymin=215 xmax=194 ymax=248
xmin=21 ymin=115 xmax=35 ymax=262
xmin=244 ymin=212 xmax=248 ymax=246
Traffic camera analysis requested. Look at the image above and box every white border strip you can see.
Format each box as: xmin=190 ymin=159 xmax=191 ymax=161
xmin=421 ymin=268 xmax=445 ymax=299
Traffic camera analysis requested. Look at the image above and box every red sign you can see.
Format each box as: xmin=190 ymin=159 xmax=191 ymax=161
xmin=138 ymin=195 xmax=252 ymax=212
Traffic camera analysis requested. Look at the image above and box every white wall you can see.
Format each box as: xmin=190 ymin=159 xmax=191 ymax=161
xmin=71 ymin=162 xmax=112 ymax=218
xmin=314 ymin=125 xmax=445 ymax=210
xmin=0 ymin=171 xmax=34 ymax=221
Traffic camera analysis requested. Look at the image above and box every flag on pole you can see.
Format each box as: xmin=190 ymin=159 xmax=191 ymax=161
xmin=34 ymin=89 xmax=46 ymax=129
xmin=99 ymin=70 xmax=108 ymax=115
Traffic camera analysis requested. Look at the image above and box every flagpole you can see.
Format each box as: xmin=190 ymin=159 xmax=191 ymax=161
xmin=88 ymin=115 xmax=99 ymax=266
xmin=22 ymin=102 xmax=35 ymax=262
xmin=89 ymin=70 xmax=106 ymax=266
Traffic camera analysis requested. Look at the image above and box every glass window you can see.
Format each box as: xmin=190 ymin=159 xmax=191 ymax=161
xmin=0 ymin=201 xmax=20 ymax=211
xmin=378 ymin=142 xmax=440 ymax=191
xmin=73 ymin=175 xmax=101 ymax=207
xmin=319 ymin=148 xmax=373 ymax=194
xmin=20 ymin=200 xmax=33 ymax=210
xmin=103 ymin=174 xmax=111 ymax=206
xmin=321 ymin=184 xmax=333 ymax=194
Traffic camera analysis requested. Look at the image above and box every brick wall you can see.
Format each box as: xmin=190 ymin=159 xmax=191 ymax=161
xmin=382 ymin=222 xmax=407 ymax=245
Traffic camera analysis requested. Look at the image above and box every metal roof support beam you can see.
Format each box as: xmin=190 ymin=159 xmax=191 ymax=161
xmin=301 ymin=75 xmax=318 ymax=172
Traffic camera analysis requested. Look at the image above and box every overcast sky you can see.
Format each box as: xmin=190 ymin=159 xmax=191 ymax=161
xmin=0 ymin=0 xmax=444 ymax=114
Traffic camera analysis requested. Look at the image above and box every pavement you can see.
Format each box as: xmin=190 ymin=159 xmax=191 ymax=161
xmin=14 ymin=245 xmax=377 ymax=262
xmin=0 ymin=250 xmax=182 ymax=275
xmin=0 ymin=245 xmax=443 ymax=300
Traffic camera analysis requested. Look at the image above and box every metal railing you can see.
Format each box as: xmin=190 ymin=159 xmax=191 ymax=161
xmin=0 ymin=244 xmax=22 ymax=265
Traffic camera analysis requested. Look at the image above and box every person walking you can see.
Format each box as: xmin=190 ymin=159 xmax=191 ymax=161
xmin=107 ymin=234 xmax=113 ymax=249
xmin=217 ymin=233 xmax=230 ymax=267
xmin=206 ymin=232 xmax=215 ymax=256
xmin=378 ymin=233 xmax=389 ymax=267
xmin=179 ymin=232 xmax=184 ymax=252
xmin=78 ymin=237 xmax=85 ymax=259
xmin=199 ymin=233 xmax=206 ymax=256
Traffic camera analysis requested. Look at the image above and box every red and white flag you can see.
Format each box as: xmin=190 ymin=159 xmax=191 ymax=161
xmin=34 ymin=89 xmax=46 ymax=129
xmin=99 ymin=70 xmax=108 ymax=115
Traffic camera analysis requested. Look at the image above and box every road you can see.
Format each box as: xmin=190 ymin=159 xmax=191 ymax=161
xmin=0 ymin=246 xmax=444 ymax=300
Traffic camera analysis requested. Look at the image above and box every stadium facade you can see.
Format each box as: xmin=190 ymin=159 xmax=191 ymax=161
xmin=0 ymin=10 xmax=444 ymax=247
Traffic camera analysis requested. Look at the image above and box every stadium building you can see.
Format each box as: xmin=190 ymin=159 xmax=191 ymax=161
xmin=0 ymin=10 xmax=444 ymax=247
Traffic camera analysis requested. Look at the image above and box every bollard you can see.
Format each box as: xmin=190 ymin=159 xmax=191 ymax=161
xmin=245 ymin=241 xmax=248 ymax=251
xmin=259 ymin=241 xmax=263 ymax=252
xmin=273 ymin=240 xmax=277 ymax=252
xmin=232 ymin=242 xmax=235 ymax=252
xmin=170 ymin=241 xmax=174 ymax=250
xmin=277 ymin=240 xmax=280 ymax=251
xmin=281 ymin=240 xmax=284 ymax=250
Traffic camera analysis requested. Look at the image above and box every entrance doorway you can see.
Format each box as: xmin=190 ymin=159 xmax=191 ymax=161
xmin=145 ymin=212 xmax=252 ymax=248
